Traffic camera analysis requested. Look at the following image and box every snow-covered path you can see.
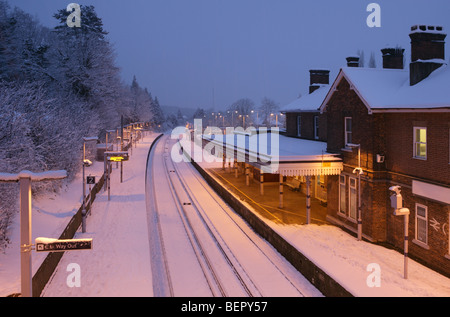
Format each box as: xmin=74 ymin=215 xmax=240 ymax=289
xmin=41 ymin=135 xmax=157 ymax=296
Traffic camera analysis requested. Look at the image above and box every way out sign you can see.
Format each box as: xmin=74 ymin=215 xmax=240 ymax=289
xmin=35 ymin=237 xmax=93 ymax=253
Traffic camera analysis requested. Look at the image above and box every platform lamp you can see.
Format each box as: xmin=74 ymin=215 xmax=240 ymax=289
xmin=82 ymin=136 xmax=98 ymax=233
xmin=389 ymin=185 xmax=410 ymax=279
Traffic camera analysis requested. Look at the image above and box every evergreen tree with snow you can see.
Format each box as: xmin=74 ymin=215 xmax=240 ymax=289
xmin=368 ymin=51 xmax=377 ymax=68
xmin=52 ymin=5 xmax=122 ymax=128
xmin=149 ymin=96 xmax=165 ymax=131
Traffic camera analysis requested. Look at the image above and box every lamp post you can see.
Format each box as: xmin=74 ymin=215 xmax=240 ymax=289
xmin=0 ymin=170 xmax=67 ymax=297
xmin=347 ymin=143 xmax=363 ymax=241
xmin=240 ymin=114 xmax=248 ymax=129
xmin=82 ymin=136 xmax=98 ymax=233
xmin=389 ymin=186 xmax=410 ymax=279
xmin=271 ymin=113 xmax=281 ymax=128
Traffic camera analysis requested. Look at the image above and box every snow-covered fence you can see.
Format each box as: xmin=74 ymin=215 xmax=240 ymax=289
xmin=32 ymin=171 xmax=105 ymax=297
xmin=32 ymin=131 xmax=157 ymax=297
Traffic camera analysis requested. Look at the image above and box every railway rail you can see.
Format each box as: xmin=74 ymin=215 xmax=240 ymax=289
xmin=146 ymin=134 xmax=315 ymax=297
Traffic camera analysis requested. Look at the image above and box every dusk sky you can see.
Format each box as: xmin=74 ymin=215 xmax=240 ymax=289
xmin=9 ymin=0 xmax=450 ymax=110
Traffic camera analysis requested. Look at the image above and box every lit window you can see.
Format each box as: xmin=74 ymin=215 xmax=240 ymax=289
xmin=415 ymin=204 xmax=428 ymax=244
xmin=413 ymin=127 xmax=427 ymax=159
xmin=345 ymin=117 xmax=352 ymax=146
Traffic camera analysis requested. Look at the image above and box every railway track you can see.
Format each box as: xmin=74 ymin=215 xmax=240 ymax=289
xmin=146 ymin=134 xmax=311 ymax=297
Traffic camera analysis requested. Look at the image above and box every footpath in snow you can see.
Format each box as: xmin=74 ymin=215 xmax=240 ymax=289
xmin=0 ymin=134 xmax=158 ymax=297
xmin=40 ymin=134 xmax=157 ymax=296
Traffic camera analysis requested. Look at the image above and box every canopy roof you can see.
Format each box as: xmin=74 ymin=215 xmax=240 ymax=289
xmin=202 ymin=130 xmax=343 ymax=176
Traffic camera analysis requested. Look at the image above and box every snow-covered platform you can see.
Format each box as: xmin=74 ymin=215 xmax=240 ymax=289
xmin=185 ymin=139 xmax=450 ymax=297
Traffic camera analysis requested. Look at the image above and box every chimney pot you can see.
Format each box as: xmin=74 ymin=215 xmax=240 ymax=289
xmin=346 ymin=56 xmax=360 ymax=67
xmin=409 ymin=25 xmax=446 ymax=85
xmin=381 ymin=47 xmax=405 ymax=69
xmin=309 ymin=70 xmax=330 ymax=94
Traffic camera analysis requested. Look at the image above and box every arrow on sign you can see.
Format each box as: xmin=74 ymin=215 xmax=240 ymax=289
xmin=35 ymin=237 xmax=93 ymax=252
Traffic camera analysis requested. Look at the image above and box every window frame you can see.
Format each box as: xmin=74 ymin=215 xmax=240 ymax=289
xmin=413 ymin=126 xmax=427 ymax=160
xmin=414 ymin=203 xmax=428 ymax=246
xmin=314 ymin=115 xmax=320 ymax=140
xmin=345 ymin=117 xmax=352 ymax=146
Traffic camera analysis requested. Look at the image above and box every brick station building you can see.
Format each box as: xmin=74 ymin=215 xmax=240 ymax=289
xmin=318 ymin=25 xmax=450 ymax=277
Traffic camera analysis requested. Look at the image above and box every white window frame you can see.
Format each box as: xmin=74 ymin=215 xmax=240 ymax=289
xmin=297 ymin=115 xmax=302 ymax=137
xmin=349 ymin=177 xmax=357 ymax=221
xmin=413 ymin=127 xmax=427 ymax=160
xmin=345 ymin=117 xmax=352 ymax=146
xmin=414 ymin=203 xmax=428 ymax=246
xmin=314 ymin=116 xmax=319 ymax=140
xmin=339 ymin=175 xmax=346 ymax=216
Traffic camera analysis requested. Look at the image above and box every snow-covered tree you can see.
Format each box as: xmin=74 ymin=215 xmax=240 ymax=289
xmin=149 ymin=96 xmax=165 ymax=131
xmin=0 ymin=2 xmax=167 ymax=250
xmin=193 ymin=108 xmax=206 ymax=120
xmin=259 ymin=97 xmax=279 ymax=126
xmin=51 ymin=5 xmax=123 ymax=128
xmin=229 ymin=98 xmax=254 ymax=116
xmin=357 ymin=49 xmax=365 ymax=67
xmin=368 ymin=51 xmax=377 ymax=68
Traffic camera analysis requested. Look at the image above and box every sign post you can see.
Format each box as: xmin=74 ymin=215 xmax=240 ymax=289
xmin=82 ymin=137 xmax=98 ymax=233
xmin=0 ymin=170 xmax=67 ymax=297
xmin=20 ymin=176 xmax=32 ymax=298
xmin=104 ymin=151 xmax=129 ymax=200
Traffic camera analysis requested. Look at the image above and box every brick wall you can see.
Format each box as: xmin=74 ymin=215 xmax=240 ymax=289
xmin=383 ymin=112 xmax=450 ymax=185
xmin=284 ymin=111 xmax=326 ymax=141
xmin=324 ymin=75 xmax=450 ymax=277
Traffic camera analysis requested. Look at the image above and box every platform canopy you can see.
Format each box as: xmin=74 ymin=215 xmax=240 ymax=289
xmin=201 ymin=128 xmax=343 ymax=176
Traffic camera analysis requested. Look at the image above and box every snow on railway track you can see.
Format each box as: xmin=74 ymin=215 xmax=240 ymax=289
xmin=146 ymin=135 xmax=318 ymax=297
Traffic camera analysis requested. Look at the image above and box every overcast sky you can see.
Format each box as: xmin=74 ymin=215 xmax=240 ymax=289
xmin=9 ymin=0 xmax=450 ymax=110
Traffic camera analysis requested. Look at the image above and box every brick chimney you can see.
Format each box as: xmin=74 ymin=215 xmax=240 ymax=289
xmin=346 ymin=56 xmax=360 ymax=67
xmin=409 ymin=25 xmax=447 ymax=85
xmin=309 ymin=69 xmax=330 ymax=94
xmin=381 ymin=47 xmax=405 ymax=69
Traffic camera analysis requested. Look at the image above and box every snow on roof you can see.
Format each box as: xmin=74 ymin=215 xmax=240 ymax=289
xmin=203 ymin=131 xmax=341 ymax=162
xmin=282 ymin=85 xmax=330 ymax=112
xmin=330 ymin=64 xmax=450 ymax=110
xmin=0 ymin=170 xmax=67 ymax=182
xmin=341 ymin=67 xmax=409 ymax=108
